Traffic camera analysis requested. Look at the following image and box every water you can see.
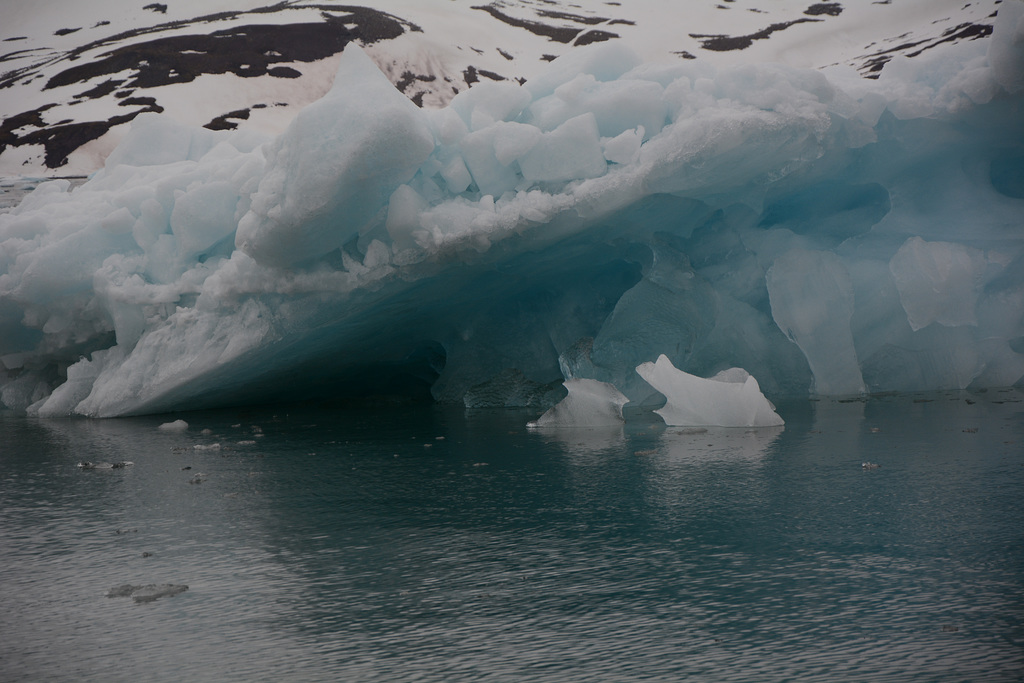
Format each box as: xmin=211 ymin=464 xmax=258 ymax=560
xmin=2 ymin=390 xmax=1022 ymax=681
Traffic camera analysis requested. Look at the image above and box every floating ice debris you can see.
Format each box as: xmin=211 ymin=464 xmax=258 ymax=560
xmin=107 ymin=583 xmax=188 ymax=603
xmin=157 ymin=419 xmax=189 ymax=432
xmin=192 ymin=443 xmax=221 ymax=450
xmin=862 ymin=462 xmax=881 ymax=470
xmin=636 ymin=355 xmax=784 ymax=427
xmin=188 ymin=473 xmax=206 ymax=484
xmin=78 ymin=461 xmax=134 ymax=469
xmin=527 ymin=378 xmax=629 ymax=428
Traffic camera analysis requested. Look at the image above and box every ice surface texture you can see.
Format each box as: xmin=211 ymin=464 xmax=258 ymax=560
xmin=1 ymin=6 xmax=1023 ymax=417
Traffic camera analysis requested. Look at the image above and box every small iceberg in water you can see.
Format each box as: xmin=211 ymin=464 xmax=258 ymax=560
xmin=636 ymin=355 xmax=784 ymax=428
xmin=527 ymin=378 xmax=629 ymax=428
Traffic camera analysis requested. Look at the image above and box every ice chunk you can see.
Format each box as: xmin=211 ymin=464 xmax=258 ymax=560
xmin=102 ymin=113 xmax=223 ymax=170
xmin=235 ymin=45 xmax=434 ymax=267
xmin=889 ymin=236 xmax=986 ymax=331
xmin=107 ymin=583 xmax=189 ymax=603
xmin=158 ymin=419 xmax=189 ymax=432
xmin=169 ymin=181 xmax=239 ymax=258
xmin=636 ymin=355 xmax=784 ymax=427
xmin=767 ymin=249 xmax=866 ymax=396
xmin=524 ymin=43 xmax=644 ymax=101
xmin=529 ymin=76 xmax=666 ymax=140
xmin=603 ymin=126 xmax=644 ymax=165
xmin=518 ymin=113 xmax=607 ymax=183
xmin=459 ymin=126 xmax=523 ymax=197
xmin=527 ymin=378 xmax=628 ymax=428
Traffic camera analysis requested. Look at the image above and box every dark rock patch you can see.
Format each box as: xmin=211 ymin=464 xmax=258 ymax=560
xmin=536 ymin=10 xmax=609 ymax=25
xmin=144 ymin=3 xmax=168 ymax=13
xmin=395 ymin=70 xmax=436 ymax=94
xmin=45 ymin=23 xmax=358 ymax=91
xmin=574 ymin=30 xmax=618 ymax=46
xmin=858 ymin=21 xmax=992 ymax=75
xmin=497 ymin=47 xmax=514 ymax=60
xmin=541 ymin=54 xmax=557 ymax=61
xmin=55 ymin=28 xmax=83 ymax=37
xmin=462 ymin=65 xmax=506 ymax=86
xmin=472 ymin=4 xmax=582 ymax=43
xmin=6 ymin=111 xmax=147 ymax=168
xmin=805 ymin=3 xmax=843 ymax=17
xmin=94 ymin=21 xmax=112 ymax=28
xmin=118 ymin=96 xmax=162 ymax=113
xmin=0 ymin=48 xmax=45 ymax=66
xmin=3 ymin=36 xmax=28 ymax=42
xmin=690 ymin=18 xmax=821 ymax=51
xmin=0 ymin=4 xmax=411 ymax=93
xmin=267 ymin=66 xmax=302 ymax=78
xmin=674 ymin=50 xmax=697 ymax=59
xmin=74 ymin=78 xmax=125 ymax=100
xmin=204 ymin=108 xmax=250 ymax=131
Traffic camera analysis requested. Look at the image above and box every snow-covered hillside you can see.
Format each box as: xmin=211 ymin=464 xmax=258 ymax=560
xmin=1 ymin=0 xmax=1002 ymax=176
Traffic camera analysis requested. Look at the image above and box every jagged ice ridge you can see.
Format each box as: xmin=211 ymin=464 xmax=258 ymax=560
xmin=1 ymin=3 xmax=1022 ymax=418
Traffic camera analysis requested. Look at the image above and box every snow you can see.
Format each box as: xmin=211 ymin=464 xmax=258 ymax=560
xmin=0 ymin=3 xmax=1022 ymax=420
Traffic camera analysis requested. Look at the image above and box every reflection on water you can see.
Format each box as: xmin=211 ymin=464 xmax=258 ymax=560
xmin=2 ymin=391 xmax=1023 ymax=681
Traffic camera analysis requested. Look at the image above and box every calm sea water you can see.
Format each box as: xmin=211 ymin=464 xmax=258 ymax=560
xmin=1 ymin=390 xmax=1022 ymax=682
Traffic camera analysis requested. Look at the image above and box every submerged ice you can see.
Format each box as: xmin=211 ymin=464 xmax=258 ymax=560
xmin=1 ymin=5 xmax=1023 ymax=418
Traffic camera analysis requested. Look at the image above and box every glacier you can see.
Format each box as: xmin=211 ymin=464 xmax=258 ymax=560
xmin=1 ymin=3 xmax=1023 ymax=418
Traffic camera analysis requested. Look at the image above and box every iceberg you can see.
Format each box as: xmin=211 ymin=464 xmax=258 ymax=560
xmin=1 ymin=4 xmax=1023 ymax=418
xmin=527 ymin=378 xmax=629 ymax=428
xmin=636 ymin=355 xmax=784 ymax=427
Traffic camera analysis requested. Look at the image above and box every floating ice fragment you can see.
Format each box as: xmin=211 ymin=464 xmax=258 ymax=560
xmin=107 ymin=583 xmax=189 ymax=603
xmin=158 ymin=419 xmax=189 ymax=432
xmin=635 ymin=355 xmax=784 ymax=427
xmin=527 ymin=378 xmax=628 ymax=428
xmin=78 ymin=461 xmax=133 ymax=469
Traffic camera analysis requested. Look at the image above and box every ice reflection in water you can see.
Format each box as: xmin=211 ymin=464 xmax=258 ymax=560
xmin=1 ymin=392 xmax=1023 ymax=681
